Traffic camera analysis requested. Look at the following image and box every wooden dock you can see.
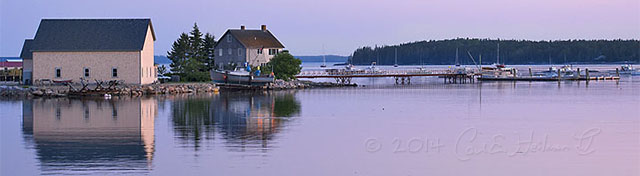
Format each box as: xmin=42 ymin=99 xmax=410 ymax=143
xmin=478 ymin=76 xmax=620 ymax=81
xmin=296 ymin=69 xmax=479 ymax=84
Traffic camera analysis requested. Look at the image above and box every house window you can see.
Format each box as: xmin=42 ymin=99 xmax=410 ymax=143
xmin=55 ymin=68 xmax=61 ymax=78
xmin=257 ymin=49 xmax=263 ymax=54
xmin=84 ymin=68 xmax=90 ymax=77
xmin=228 ymin=48 xmax=232 ymax=55
xmin=238 ymin=48 xmax=242 ymax=56
xmin=227 ymin=35 xmax=231 ymax=43
xmin=112 ymin=67 xmax=118 ymax=78
xmin=269 ymin=49 xmax=278 ymax=55
xmin=219 ymin=49 xmax=223 ymax=56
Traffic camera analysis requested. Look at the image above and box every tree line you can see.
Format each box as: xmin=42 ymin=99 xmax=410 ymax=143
xmin=351 ymin=38 xmax=640 ymax=65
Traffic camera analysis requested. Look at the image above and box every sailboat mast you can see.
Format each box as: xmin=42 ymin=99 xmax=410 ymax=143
xmin=497 ymin=43 xmax=500 ymax=64
xmin=322 ymin=44 xmax=326 ymax=65
xmin=395 ymin=48 xmax=398 ymax=65
xmin=455 ymin=47 xmax=459 ymax=65
xmin=375 ymin=45 xmax=379 ymax=64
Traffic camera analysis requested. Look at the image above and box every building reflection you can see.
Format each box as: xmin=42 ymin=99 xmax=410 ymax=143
xmin=170 ymin=91 xmax=300 ymax=152
xmin=21 ymin=97 xmax=157 ymax=174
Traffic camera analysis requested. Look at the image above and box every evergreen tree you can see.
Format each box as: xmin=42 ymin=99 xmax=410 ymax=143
xmin=167 ymin=23 xmax=217 ymax=82
xmin=202 ymin=33 xmax=216 ymax=71
xmin=187 ymin=23 xmax=207 ymax=72
xmin=167 ymin=33 xmax=190 ymax=73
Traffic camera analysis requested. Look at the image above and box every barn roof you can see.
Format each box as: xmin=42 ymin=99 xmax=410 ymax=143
xmin=20 ymin=39 xmax=33 ymax=59
xmin=31 ymin=19 xmax=155 ymax=52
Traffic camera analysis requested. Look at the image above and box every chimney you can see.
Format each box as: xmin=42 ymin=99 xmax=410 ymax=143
xmin=240 ymin=25 xmax=245 ymax=30
xmin=261 ymin=25 xmax=267 ymax=32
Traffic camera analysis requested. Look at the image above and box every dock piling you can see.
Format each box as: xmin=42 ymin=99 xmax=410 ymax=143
xmin=585 ymin=68 xmax=590 ymax=82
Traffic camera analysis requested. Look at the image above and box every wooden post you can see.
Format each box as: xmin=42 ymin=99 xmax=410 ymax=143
xmin=585 ymin=68 xmax=590 ymax=81
xmin=616 ymin=68 xmax=620 ymax=77
xmin=528 ymin=67 xmax=532 ymax=77
xmin=557 ymin=69 xmax=562 ymax=81
xmin=576 ymin=68 xmax=581 ymax=79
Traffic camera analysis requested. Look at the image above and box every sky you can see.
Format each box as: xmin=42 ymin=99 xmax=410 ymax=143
xmin=1 ymin=0 xmax=639 ymax=57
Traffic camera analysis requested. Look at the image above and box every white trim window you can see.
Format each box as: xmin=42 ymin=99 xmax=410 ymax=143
xmin=83 ymin=67 xmax=90 ymax=78
xmin=228 ymin=48 xmax=232 ymax=55
xmin=238 ymin=48 xmax=242 ymax=56
xmin=268 ymin=49 xmax=278 ymax=55
xmin=219 ymin=49 xmax=223 ymax=56
xmin=257 ymin=49 xmax=263 ymax=54
xmin=55 ymin=67 xmax=61 ymax=78
xmin=227 ymin=35 xmax=231 ymax=43
xmin=112 ymin=67 xmax=118 ymax=78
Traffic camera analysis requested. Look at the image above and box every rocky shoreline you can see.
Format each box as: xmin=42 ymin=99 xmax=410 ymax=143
xmin=0 ymin=80 xmax=356 ymax=98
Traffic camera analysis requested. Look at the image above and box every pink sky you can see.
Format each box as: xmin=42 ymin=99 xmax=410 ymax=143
xmin=1 ymin=0 xmax=638 ymax=56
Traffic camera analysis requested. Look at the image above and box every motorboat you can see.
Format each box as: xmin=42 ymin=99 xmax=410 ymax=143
xmin=618 ymin=64 xmax=640 ymax=75
xmin=365 ymin=62 xmax=381 ymax=73
xmin=211 ymin=67 xmax=274 ymax=85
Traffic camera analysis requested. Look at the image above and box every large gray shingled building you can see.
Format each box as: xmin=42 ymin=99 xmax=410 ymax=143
xmin=214 ymin=25 xmax=285 ymax=70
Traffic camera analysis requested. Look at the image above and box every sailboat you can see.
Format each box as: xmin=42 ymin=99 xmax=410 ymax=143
xmin=494 ymin=43 xmax=505 ymax=68
xmin=480 ymin=42 xmax=516 ymax=78
xmin=394 ymin=48 xmax=399 ymax=67
xmin=320 ymin=45 xmax=327 ymax=68
xmin=320 ymin=55 xmax=327 ymax=68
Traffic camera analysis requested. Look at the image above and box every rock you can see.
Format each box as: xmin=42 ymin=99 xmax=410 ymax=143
xmin=31 ymin=90 xmax=44 ymax=96
xmin=45 ymin=89 xmax=54 ymax=96
xmin=143 ymin=86 xmax=155 ymax=94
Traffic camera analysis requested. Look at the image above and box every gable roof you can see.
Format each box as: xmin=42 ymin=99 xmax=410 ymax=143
xmin=20 ymin=39 xmax=33 ymax=59
xmin=31 ymin=19 xmax=155 ymax=52
xmin=219 ymin=29 xmax=284 ymax=48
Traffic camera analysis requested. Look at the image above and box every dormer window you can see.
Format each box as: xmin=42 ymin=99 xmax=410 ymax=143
xmin=227 ymin=35 xmax=231 ymax=43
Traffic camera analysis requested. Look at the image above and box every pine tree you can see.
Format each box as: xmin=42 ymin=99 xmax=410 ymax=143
xmin=189 ymin=23 xmax=204 ymax=68
xmin=202 ymin=33 xmax=216 ymax=71
xmin=167 ymin=33 xmax=190 ymax=73
xmin=167 ymin=23 xmax=218 ymax=81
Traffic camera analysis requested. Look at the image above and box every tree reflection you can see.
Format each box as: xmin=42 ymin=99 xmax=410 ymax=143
xmin=170 ymin=91 xmax=301 ymax=152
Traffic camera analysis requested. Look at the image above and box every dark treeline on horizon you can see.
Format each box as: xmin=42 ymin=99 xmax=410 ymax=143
xmin=351 ymin=38 xmax=640 ymax=65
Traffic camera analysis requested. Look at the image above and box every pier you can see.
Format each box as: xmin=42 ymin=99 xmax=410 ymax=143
xmin=296 ymin=69 xmax=478 ymax=84
xmin=296 ymin=66 xmax=624 ymax=84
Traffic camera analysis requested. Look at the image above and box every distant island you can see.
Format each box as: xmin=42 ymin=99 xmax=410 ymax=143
xmin=351 ymin=38 xmax=640 ymax=65
xmin=154 ymin=55 xmax=349 ymax=64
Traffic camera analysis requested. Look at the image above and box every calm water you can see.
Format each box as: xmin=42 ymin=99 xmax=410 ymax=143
xmin=1 ymin=66 xmax=639 ymax=175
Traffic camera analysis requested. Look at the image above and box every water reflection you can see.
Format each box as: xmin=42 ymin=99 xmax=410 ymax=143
xmin=22 ymin=97 xmax=157 ymax=174
xmin=170 ymin=92 xmax=301 ymax=152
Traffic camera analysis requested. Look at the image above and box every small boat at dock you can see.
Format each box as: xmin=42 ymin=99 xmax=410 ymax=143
xmin=210 ymin=68 xmax=274 ymax=85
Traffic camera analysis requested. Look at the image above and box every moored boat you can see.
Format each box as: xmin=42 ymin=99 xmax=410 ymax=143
xmin=210 ymin=68 xmax=274 ymax=85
